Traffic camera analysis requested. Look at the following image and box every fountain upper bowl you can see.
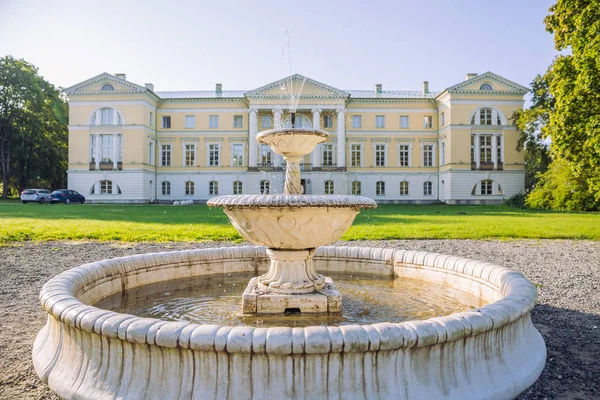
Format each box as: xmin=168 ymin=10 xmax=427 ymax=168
xmin=257 ymin=128 xmax=329 ymax=157
xmin=208 ymin=194 xmax=376 ymax=249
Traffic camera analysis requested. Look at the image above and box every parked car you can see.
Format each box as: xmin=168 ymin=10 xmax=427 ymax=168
xmin=21 ymin=189 xmax=51 ymax=204
xmin=49 ymin=189 xmax=86 ymax=204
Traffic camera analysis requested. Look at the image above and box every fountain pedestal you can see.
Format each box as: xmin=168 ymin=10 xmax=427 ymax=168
xmin=242 ymin=249 xmax=342 ymax=314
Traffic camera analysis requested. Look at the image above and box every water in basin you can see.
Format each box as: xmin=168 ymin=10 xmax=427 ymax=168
xmin=95 ymin=272 xmax=486 ymax=327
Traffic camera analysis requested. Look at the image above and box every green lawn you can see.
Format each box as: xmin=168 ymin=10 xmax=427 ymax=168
xmin=0 ymin=202 xmax=598 ymax=243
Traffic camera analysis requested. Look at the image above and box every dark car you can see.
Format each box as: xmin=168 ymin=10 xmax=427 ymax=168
xmin=50 ymin=189 xmax=86 ymax=204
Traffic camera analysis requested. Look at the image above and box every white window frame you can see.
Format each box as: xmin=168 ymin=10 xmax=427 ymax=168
xmin=162 ymin=115 xmax=171 ymax=129
xmin=400 ymin=181 xmax=409 ymax=196
xmin=351 ymin=181 xmax=361 ymax=195
xmin=260 ymin=180 xmax=270 ymax=194
xmin=350 ymin=141 xmax=364 ymax=167
xmin=233 ymin=181 xmax=243 ymax=195
xmin=260 ymin=144 xmax=272 ymax=166
xmin=375 ymin=115 xmax=385 ymax=129
xmin=185 ymin=115 xmax=195 ymax=129
xmin=149 ymin=112 xmax=154 ymax=127
xmin=147 ymin=138 xmax=155 ymax=166
xmin=396 ymin=139 xmax=413 ymax=167
xmin=322 ymin=143 xmax=334 ymax=166
xmin=161 ymin=181 xmax=171 ymax=196
xmin=209 ymin=181 xmax=218 ymax=195
xmin=372 ymin=140 xmax=389 ymax=167
xmin=231 ymin=142 xmax=245 ymax=166
xmin=206 ymin=141 xmax=221 ymax=166
xmin=440 ymin=141 xmax=446 ymax=165
xmin=261 ymin=115 xmax=272 ymax=129
xmin=100 ymin=180 xmax=112 ymax=194
xmin=185 ymin=181 xmax=195 ymax=195
xmin=400 ymin=115 xmax=409 ymax=129
xmin=160 ymin=142 xmax=172 ymax=166
xmin=182 ymin=140 xmax=198 ymax=167
xmin=420 ymin=140 xmax=437 ymax=167
xmin=323 ymin=115 xmax=333 ymax=129
xmin=440 ymin=112 xmax=445 ymax=126
xmin=209 ymin=115 xmax=219 ymax=128
xmin=376 ymin=181 xmax=385 ymax=196
xmin=423 ymin=181 xmax=433 ymax=196
xmin=233 ymin=115 xmax=243 ymax=128
xmin=324 ymin=180 xmax=334 ymax=195
xmin=351 ymin=115 xmax=362 ymax=128
xmin=423 ymin=116 xmax=433 ymax=129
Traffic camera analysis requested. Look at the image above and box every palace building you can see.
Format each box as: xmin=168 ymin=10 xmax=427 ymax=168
xmin=64 ymin=72 xmax=527 ymax=203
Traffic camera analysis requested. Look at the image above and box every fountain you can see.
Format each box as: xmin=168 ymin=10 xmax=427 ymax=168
xmin=32 ymin=78 xmax=545 ymax=399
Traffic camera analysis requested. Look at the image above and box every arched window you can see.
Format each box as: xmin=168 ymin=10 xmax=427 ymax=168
xmin=324 ymin=180 xmax=334 ymax=195
xmin=400 ymin=181 xmax=409 ymax=196
xmin=376 ymin=181 xmax=385 ymax=196
xmin=101 ymin=83 xmax=115 ymax=91
xmin=423 ymin=181 xmax=433 ymax=196
xmin=479 ymin=83 xmax=493 ymax=90
xmin=162 ymin=181 xmax=171 ymax=196
xmin=470 ymin=107 xmax=505 ymax=125
xmin=89 ymin=180 xmax=121 ymax=195
xmin=351 ymin=181 xmax=361 ymax=195
xmin=185 ymin=181 xmax=194 ymax=195
xmin=233 ymin=181 xmax=242 ymax=195
xmin=260 ymin=180 xmax=270 ymax=194
xmin=90 ymin=107 xmax=123 ymax=125
xmin=209 ymin=181 xmax=218 ymax=195
xmin=471 ymin=179 xmax=499 ymax=195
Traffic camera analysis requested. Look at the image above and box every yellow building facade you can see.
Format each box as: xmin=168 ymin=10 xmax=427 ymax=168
xmin=64 ymin=72 xmax=527 ymax=203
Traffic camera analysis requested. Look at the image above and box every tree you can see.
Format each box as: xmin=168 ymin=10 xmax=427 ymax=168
xmin=0 ymin=56 xmax=68 ymax=198
xmin=512 ymin=73 xmax=553 ymax=192
xmin=543 ymin=0 xmax=600 ymax=202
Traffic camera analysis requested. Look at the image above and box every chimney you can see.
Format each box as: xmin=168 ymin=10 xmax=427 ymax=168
xmin=145 ymin=83 xmax=154 ymax=91
xmin=375 ymin=84 xmax=382 ymax=94
xmin=115 ymin=73 xmax=126 ymax=80
xmin=466 ymin=73 xmax=478 ymax=81
xmin=216 ymin=83 xmax=222 ymax=94
xmin=422 ymin=81 xmax=429 ymax=94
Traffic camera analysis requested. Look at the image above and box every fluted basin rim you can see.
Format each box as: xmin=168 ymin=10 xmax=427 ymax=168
xmin=256 ymin=128 xmax=329 ymax=142
xmin=207 ymin=194 xmax=377 ymax=209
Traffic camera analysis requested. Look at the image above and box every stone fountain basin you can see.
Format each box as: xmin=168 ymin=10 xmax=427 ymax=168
xmin=257 ymin=128 xmax=328 ymax=156
xmin=33 ymin=246 xmax=546 ymax=400
xmin=207 ymin=194 xmax=377 ymax=249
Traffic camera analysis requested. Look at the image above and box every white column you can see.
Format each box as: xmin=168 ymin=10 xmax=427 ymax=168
xmin=312 ymin=108 xmax=321 ymax=130
xmin=249 ymin=108 xmax=258 ymax=167
xmin=95 ymin=110 xmax=101 ymax=126
xmin=500 ymin=134 xmax=504 ymax=165
xmin=311 ymin=108 xmax=321 ymax=168
xmin=432 ymin=142 xmax=437 ymax=168
xmin=336 ymin=109 xmax=346 ymax=167
xmin=95 ymin=134 xmax=101 ymax=170
xmin=112 ymin=109 xmax=118 ymax=125
xmin=474 ymin=110 xmax=480 ymax=125
xmin=112 ymin=134 xmax=119 ymax=169
xmin=273 ymin=108 xmax=282 ymax=130
xmin=474 ymin=134 xmax=481 ymax=169
xmin=492 ymin=110 xmax=498 ymax=125
xmin=492 ymin=134 xmax=498 ymax=169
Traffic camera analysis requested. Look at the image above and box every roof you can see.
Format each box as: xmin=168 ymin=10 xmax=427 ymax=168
xmin=155 ymin=90 xmax=247 ymax=99
xmin=346 ymin=90 xmax=440 ymax=99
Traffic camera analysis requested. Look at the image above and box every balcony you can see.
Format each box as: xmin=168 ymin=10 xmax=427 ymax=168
xmin=247 ymin=163 xmax=283 ymax=172
xmin=471 ymin=162 xmax=504 ymax=171
xmin=89 ymin=162 xmax=123 ymax=171
xmin=312 ymin=164 xmax=347 ymax=172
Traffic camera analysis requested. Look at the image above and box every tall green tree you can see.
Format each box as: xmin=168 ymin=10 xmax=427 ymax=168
xmin=543 ymin=0 xmax=600 ymax=203
xmin=0 ymin=56 xmax=67 ymax=198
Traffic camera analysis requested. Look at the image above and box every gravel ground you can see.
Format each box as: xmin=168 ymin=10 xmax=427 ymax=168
xmin=0 ymin=240 xmax=599 ymax=400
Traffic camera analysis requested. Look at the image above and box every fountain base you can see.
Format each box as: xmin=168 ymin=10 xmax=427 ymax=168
xmin=242 ymin=276 xmax=341 ymax=314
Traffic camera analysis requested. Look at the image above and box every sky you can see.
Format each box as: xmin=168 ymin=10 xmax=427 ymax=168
xmin=0 ymin=0 xmax=557 ymax=94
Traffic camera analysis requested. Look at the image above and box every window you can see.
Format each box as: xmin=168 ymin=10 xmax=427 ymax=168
xmin=424 ymin=181 xmax=433 ymax=196
xmin=233 ymin=181 xmax=243 ymax=195
xmin=149 ymin=112 xmax=154 ymax=127
xmin=480 ymin=108 xmax=492 ymax=125
xmin=423 ymin=116 xmax=433 ymax=128
xmin=209 ymin=144 xmax=220 ymax=166
xmin=323 ymin=115 xmax=333 ymax=129
xmin=324 ymin=180 xmax=334 ymax=194
xmin=185 ymin=115 xmax=195 ymax=128
xmin=161 ymin=144 xmax=171 ymax=166
xmin=352 ymin=181 xmax=361 ymax=195
xmin=100 ymin=180 xmax=112 ymax=194
xmin=440 ymin=142 xmax=446 ymax=165
xmin=351 ymin=143 xmax=362 ymax=167
xmin=399 ymin=144 xmax=410 ymax=166
xmin=471 ymin=135 xmax=475 ymax=163
xmin=92 ymin=108 xmax=122 ymax=125
xmin=440 ymin=112 xmax=445 ymax=126
xmin=233 ymin=115 xmax=243 ymax=128
xmin=90 ymin=136 xmax=96 ymax=163
xmin=376 ymin=181 xmax=385 ymax=196
xmin=480 ymin=135 xmax=492 ymax=163
xmin=481 ymin=179 xmax=492 ymax=195
xmin=322 ymin=144 xmax=333 ymax=166
xmin=260 ymin=180 xmax=270 ymax=194
xmin=496 ymin=136 xmax=502 ymax=162
xmin=209 ymin=181 xmax=218 ymax=195
xmin=209 ymin=115 xmax=219 ymax=128
xmin=261 ymin=115 xmax=272 ymax=129
xmin=375 ymin=144 xmax=386 ymax=167
xmin=100 ymin=83 xmax=114 ymax=91
xmin=480 ymin=83 xmax=493 ymax=90
xmin=162 ymin=181 xmax=171 ymax=196
xmin=351 ymin=115 xmax=362 ymax=128
xmin=100 ymin=108 xmax=113 ymax=125
xmin=400 ymin=181 xmax=409 ymax=196
xmin=232 ymin=144 xmax=244 ymax=166
xmin=162 ymin=116 xmax=171 ymax=129
xmin=376 ymin=115 xmax=385 ymax=129
xmin=185 ymin=144 xmax=195 ymax=166
xmin=101 ymin=135 xmax=113 ymax=162
xmin=260 ymin=145 xmax=272 ymax=165
xmin=185 ymin=181 xmax=194 ymax=195
xmin=423 ymin=144 xmax=433 ymax=167
xmin=400 ymin=116 xmax=409 ymax=129
xmin=148 ymin=141 xmax=155 ymax=166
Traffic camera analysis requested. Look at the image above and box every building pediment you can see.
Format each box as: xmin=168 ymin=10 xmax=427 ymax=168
xmin=443 ymin=72 xmax=529 ymax=95
xmin=64 ymin=73 xmax=151 ymax=96
xmin=245 ymin=74 xmax=349 ymax=99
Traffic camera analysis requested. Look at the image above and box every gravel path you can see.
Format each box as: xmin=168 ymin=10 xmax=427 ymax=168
xmin=0 ymin=240 xmax=598 ymax=399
